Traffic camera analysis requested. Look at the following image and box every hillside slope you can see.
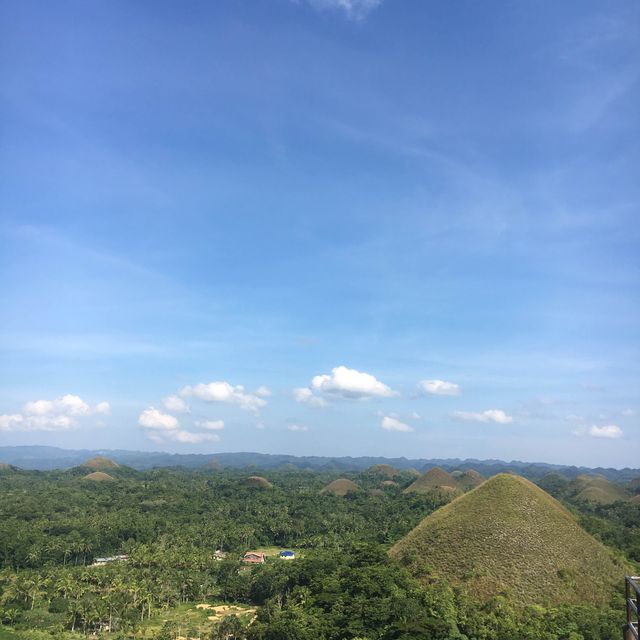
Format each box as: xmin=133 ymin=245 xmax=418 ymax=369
xmin=390 ymin=474 xmax=631 ymax=606
xmin=404 ymin=467 xmax=458 ymax=494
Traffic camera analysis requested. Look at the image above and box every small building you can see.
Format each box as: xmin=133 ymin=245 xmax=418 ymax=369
xmin=214 ymin=550 xmax=227 ymax=561
xmin=279 ymin=550 xmax=295 ymax=560
xmin=242 ymin=552 xmax=265 ymax=564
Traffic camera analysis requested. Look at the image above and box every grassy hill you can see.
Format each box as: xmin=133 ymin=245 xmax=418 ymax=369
xmin=82 ymin=471 xmax=115 ymax=482
xmin=365 ymin=464 xmax=398 ymax=478
xmin=81 ymin=456 xmax=120 ymax=470
xmin=453 ymin=468 xmax=484 ymax=490
xmin=569 ymin=474 xmax=629 ymax=504
xmin=404 ymin=467 xmax=458 ymax=494
xmin=320 ymin=478 xmax=360 ymax=496
xmin=390 ymin=474 xmax=632 ymax=606
xmin=242 ymin=476 xmax=273 ymax=489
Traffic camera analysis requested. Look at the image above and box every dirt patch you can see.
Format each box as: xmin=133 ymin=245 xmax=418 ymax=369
xmin=196 ymin=604 xmax=257 ymax=621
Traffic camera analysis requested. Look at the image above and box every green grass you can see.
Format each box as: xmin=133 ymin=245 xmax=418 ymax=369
xmin=135 ymin=602 xmax=256 ymax=638
xmin=0 ymin=630 xmax=19 ymax=640
xmin=390 ymin=474 xmax=633 ymax=606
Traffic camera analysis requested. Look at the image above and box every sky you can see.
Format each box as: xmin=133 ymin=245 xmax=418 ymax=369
xmin=0 ymin=0 xmax=638 ymax=467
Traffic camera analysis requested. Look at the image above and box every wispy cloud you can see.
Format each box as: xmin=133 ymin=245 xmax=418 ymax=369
xmin=418 ymin=379 xmax=460 ymax=396
xmin=300 ymin=0 xmax=383 ymax=20
xmin=293 ymin=387 xmax=327 ymax=407
xmin=452 ymin=409 xmax=513 ymax=425
xmin=381 ymin=416 xmax=413 ymax=432
xmin=588 ymin=424 xmax=623 ymax=439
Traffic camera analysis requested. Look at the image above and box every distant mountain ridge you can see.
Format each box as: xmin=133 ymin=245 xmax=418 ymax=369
xmin=0 ymin=445 xmax=638 ymax=481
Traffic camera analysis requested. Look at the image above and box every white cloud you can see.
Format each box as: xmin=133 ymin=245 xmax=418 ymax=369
xmin=0 ymin=394 xmax=110 ymax=432
xmin=452 ymin=409 xmax=513 ymax=424
xmin=256 ymin=386 xmax=272 ymax=398
xmin=95 ymin=401 xmax=111 ymax=415
xmin=138 ymin=407 xmax=179 ymax=431
xmin=180 ymin=381 xmax=266 ymax=414
xmin=0 ymin=414 xmax=24 ymax=431
xmin=381 ymin=416 xmax=413 ymax=432
xmin=588 ymin=424 xmax=623 ymax=439
xmin=622 ymin=408 xmax=635 ymax=417
xmin=162 ymin=395 xmax=189 ymax=413
xmin=410 ymin=411 xmax=421 ymax=420
xmin=418 ymin=379 xmax=460 ymax=396
xmin=311 ymin=366 xmax=395 ymax=399
xmin=195 ymin=419 xmax=225 ymax=431
xmin=303 ymin=0 xmax=383 ymax=20
xmin=169 ymin=430 xmax=220 ymax=444
xmin=288 ymin=424 xmax=309 ymax=432
xmin=293 ymin=387 xmax=327 ymax=407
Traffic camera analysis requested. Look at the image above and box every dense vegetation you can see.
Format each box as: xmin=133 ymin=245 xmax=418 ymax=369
xmin=0 ymin=464 xmax=638 ymax=639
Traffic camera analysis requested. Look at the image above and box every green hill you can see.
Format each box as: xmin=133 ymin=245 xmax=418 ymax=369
xmin=404 ymin=467 xmax=458 ymax=494
xmin=569 ymin=474 xmax=629 ymax=504
xmin=320 ymin=478 xmax=360 ymax=496
xmin=390 ymin=474 xmax=631 ymax=606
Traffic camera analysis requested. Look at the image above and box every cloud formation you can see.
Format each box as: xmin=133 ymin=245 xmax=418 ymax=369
xmin=418 ymin=379 xmax=460 ymax=396
xmin=588 ymin=424 xmax=623 ymax=439
xmin=452 ymin=409 xmax=513 ymax=424
xmin=381 ymin=415 xmax=413 ymax=432
xmin=311 ymin=366 xmax=395 ymax=399
xmin=302 ymin=0 xmax=382 ymax=20
xmin=195 ymin=419 xmax=225 ymax=431
xmin=288 ymin=424 xmax=309 ymax=432
xmin=138 ymin=407 xmax=222 ymax=445
xmin=293 ymin=387 xmax=327 ymax=407
xmin=138 ymin=407 xmax=179 ymax=430
xmin=180 ymin=381 xmax=266 ymax=414
xmin=0 ymin=395 xmax=110 ymax=432
xmin=162 ymin=395 xmax=189 ymax=413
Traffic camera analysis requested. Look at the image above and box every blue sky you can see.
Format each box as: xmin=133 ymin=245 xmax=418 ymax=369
xmin=0 ymin=0 xmax=638 ymax=467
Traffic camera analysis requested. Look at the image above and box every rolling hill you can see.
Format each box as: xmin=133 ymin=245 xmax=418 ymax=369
xmin=404 ymin=467 xmax=459 ymax=494
xmin=242 ymin=476 xmax=273 ymax=489
xmin=390 ymin=474 xmax=632 ymax=606
xmin=320 ymin=478 xmax=360 ymax=496
xmin=81 ymin=456 xmax=120 ymax=470
xmin=569 ymin=474 xmax=629 ymax=504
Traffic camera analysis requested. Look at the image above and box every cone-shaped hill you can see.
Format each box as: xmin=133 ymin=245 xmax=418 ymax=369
xmin=242 ymin=476 xmax=273 ymax=489
xmin=320 ymin=478 xmax=360 ymax=496
xmin=454 ymin=469 xmax=484 ymax=491
xmin=404 ymin=467 xmax=458 ymax=494
xmin=82 ymin=471 xmax=115 ymax=482
xmin=390 ymin=474 xmax=631 ymax=606
xmin=365 ymin=464 xmax=398 ymax=479
xmin=81 ymin=456 xmax=120 ymax=470
xmin=569 ymin=474 xmax=629 ymax=504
